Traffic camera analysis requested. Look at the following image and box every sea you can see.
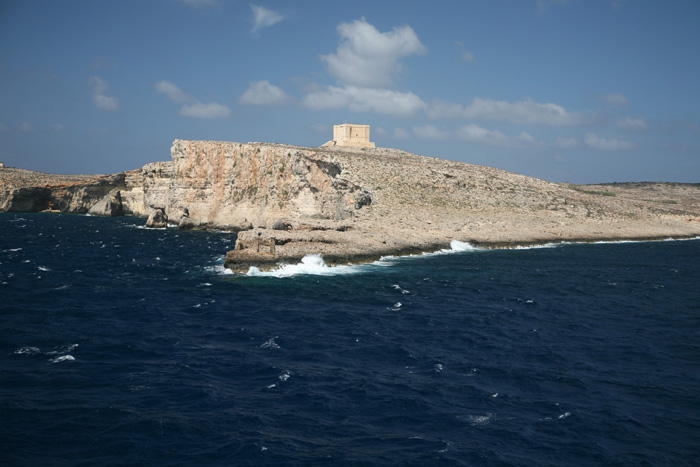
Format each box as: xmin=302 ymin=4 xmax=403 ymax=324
xmin=1 ymin=212 xmax=699 ymax=466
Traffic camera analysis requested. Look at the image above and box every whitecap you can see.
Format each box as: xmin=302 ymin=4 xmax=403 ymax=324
xmin=45 ymin=344 xmax=78 ymax=355
xmin=389 ymin=302 xmax=402 ymax=311
xmin=204 ymin=263 xmax=234 ymax=276
xmin=246 ymin=254 xmax=368 ymax=278
xmin=279 ymin=371 xmax=290 ymax=382
xmin=450 ymin=240 xmax=481 ymax=251
xmin=261 ymin=336 xmax=280 ymax=349
xmin=510 ymin=243 xmax=558 ymax=249
xmin=38 ymin=266 xmax=51 ymax=272
xmin=50 ymin=355 xmax=75 ymax=363
xmin=434 ymin=363 xmax=443 ymax=373
xmin=558 ymin=412 xmax=571 ymax=420
xmin=466 ymin=413 xmax=495 ymax=426
xmin=3 ymin=248 xmax=22 ymax=252
xmin=14 ymin=346 xmax=40 ymax=356
xmin=392 ymin=284 xmax=411 ymax=294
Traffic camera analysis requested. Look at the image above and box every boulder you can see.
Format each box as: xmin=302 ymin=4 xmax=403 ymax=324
xmin=146 ymin=207 xmax=168 ymax=228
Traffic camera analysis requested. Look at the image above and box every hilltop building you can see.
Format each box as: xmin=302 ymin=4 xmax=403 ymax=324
xmin=322 ymin=124 xmax=375 ymax=148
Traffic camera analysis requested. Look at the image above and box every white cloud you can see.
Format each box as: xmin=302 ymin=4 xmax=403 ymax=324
xmin=517 ymin=131 xmax=537 ymax=144
xmin=179 ymin=102 xmax=231 ymax=119
xmin=455 ymin=42 xmax=477 ymax=64
xmin=302 ymin=85 xmax=426 ymax=117
xmin=598 ymin=93 xmax=629 ymax=106
xmin=554 ymin=136 xmax=580 ymax=148
xmin=89 ymin=76 xmax=119 ymax=111
xmin=19 ymin=122 xmax=35 ymax=132
xmin=309 ymin=123 xmax=328 ymax=134
xmin=156 ymin=79 xmax=230 ymax=118
xmin=428 ymin=97 xmax=582 ymax=126
xmin=393 ymin=128 xmax=411 ymax=139
xmin=456 ymin=124 xmax=512 ymax=146
xmin=251 ymin=5 xmax=284 ymax=34
xmin=239 ymin=80 xmax=292 ymax=105
xmin=180 ymin=0 xmax=218 ymax=8
xmin=52 ymin=123 xmax=65 ymax=131
xmin=374 ymin=126 xmax=388 ymax=137
xmin=584 ymin=132 xmax=636 ymax=150
xmin=413 ymin=124 xmax=450 ymax=140
xmin=321 ymin=17 xmax=427 ymax=88
xmin=454 ymin=124 xmax=550 ymax=148
xmin=155 ymin=80 xmax=193 ymax=103
xmin=616 ymin=116 xmax=648 ymax=131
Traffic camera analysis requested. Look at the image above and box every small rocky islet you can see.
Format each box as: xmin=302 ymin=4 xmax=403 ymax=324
xmin=2 ymin=139 xmax=699 ymax=272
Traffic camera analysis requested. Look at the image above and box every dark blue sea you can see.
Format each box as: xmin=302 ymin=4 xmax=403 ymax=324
xmin=1 ymin=213 xmax=699 ymax=466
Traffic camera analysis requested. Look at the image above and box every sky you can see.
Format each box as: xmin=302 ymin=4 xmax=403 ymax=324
xmin=1 ymin=0 xmax=699 ymax=183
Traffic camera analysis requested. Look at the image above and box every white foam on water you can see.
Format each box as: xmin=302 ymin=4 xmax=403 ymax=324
xmin=46 ymin=344 xmax=79 ymax=355
xmin=392 ymin=284 xmax=411 ymax=294
xmin=261 ymin=336 xmax=280 ymax=350
xmin=38 ymin=266 xmax=51 ymax=272
xmin=3 ymin=248 xmax=22 ymax=252
xmin=51 ymin=355 xmax=75 ymax=363
xmin=279 ymin=371 xmax=291 ymax=382
xmin=510 ymin=243 xmax=558 ymax=249
xmin=246 ymin=254 xmax=369 ymax=278
xmin=466 ymin=413 xmax=495 ymax=427
xmin=449 ymin=240 xmax=481 ymax=252
xmin=558 ymin=412 xmax=571 ymax=419
xmin=389 ymin=302 xmax=402 ymax=311
xmin=14 ymin=346 xmax=40 ymax=356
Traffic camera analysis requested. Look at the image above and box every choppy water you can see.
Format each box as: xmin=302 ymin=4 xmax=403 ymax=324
xmin=1 ymin=213 xmax=699 ymax=466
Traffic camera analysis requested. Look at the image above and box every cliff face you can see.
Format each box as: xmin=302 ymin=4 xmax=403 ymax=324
xmin=0 ymin=141 xmax=372 ymax=229
xmin=138 ymin=140 xmax=371 ymax=230
xmin=0 ymin=170 xmax=126 ymax=215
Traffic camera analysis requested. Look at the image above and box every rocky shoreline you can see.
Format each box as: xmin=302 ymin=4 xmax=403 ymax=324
xmin=2 ymin=141 xmax=700 ymax=273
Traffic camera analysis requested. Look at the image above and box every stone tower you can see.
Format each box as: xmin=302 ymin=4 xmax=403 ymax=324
xmin=321 ymin=124 xmax=375 ymax=148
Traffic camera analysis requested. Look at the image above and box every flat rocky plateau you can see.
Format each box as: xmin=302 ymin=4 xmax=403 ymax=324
xmin=2 ymin=142 xmax=699 ymax=273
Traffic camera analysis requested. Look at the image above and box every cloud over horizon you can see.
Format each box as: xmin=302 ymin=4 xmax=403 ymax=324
xmin=428 ymin=97 xmax=583 ymax=126
xmin=155 ymin=80 xmax=230 ymax=118
xmin=89 ymin=76 xmax=119 ymax=111
xmin=302 ymin=85 xmax=426 ymax=117
xmin=584 ymin=132 xmax=636 ymax=150
xmin=239 ymin=80 xmax=292 ymax=106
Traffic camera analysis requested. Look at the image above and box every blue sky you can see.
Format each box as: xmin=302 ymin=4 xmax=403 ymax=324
xmin=1 ymin=0 xmax=699 ymax=183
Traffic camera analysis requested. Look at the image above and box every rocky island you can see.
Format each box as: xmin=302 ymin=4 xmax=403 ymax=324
xmin=2 ymin=138 xmax=699 ymax=273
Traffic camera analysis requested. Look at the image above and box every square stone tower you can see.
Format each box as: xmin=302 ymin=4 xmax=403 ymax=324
xmin=322 ymin=124 xmax=375 ymax=148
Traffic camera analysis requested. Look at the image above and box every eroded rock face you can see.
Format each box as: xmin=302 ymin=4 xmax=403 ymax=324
xmin=154 ymin=140 xmax=371 ymax=230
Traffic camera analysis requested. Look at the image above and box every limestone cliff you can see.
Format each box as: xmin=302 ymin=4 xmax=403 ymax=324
xmin=134 ymin=140 xmax=371 ymax=230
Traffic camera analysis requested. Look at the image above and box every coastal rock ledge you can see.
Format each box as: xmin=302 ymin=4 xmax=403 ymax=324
xmin=2 ymin=140 xmax=699 ymax=272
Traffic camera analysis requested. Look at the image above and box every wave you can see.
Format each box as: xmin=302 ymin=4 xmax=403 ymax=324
xmin=224 ymin=236 xmax=700 ymax=278
xmin=246 ymin=254 xmax=369 ymax=278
